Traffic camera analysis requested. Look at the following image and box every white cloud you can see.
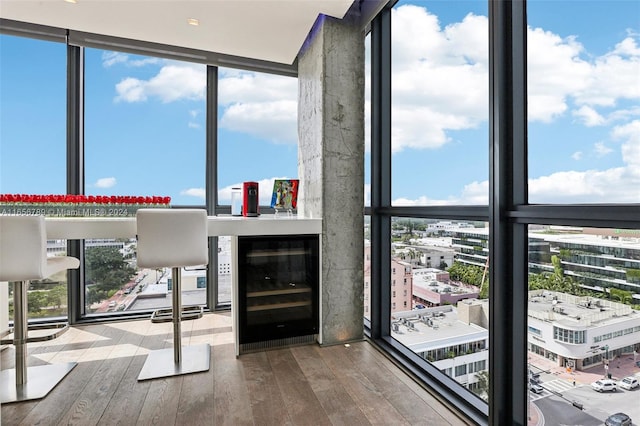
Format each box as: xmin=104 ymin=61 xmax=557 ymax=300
xmin=613 ymin=119 xmax=640 ymax=167
xmin=220 ymin=100 xmax=297 ymax=144
xmin=102 ymin=51 xmax=160 ymax=68
xmin=386 ymin=6 xmax=639 ymax=151
xmin=180 ymin=188 xmax=205 ymax=199
xmin=572 ymin=38 xmax=640 ymax=107
xmin=392 ymin=181 xmax=488 ymax=206
xmin=394 ymin=117 xmax=640 ymax=205
xmin=114 ymin=78 xmax=147 ymax=102
xmin=529 ymin=120 xmax=640 ymax=202
xmin=102 ymin=4 xmax=637 ymax=205
xmin=102 ymin=52 xmax=128 ymax=68
xmin=386 ymin=5 xmax=639 ymax=204
xmin=218 ymin=71 xmax=298 ymax=144
xmin=188 ymin=109 xmax=202 ymax=129
xmin=594 ymin=142 xmax=613 ymax=157
xmin=115 ymin=64 xmax=205 ymax=103
xmin=389 ymin=6 xmax=488 ymax=152
xmin=573 ymin=106 xmax=606 ymax=127
xmin=94 ymin=177 xmax=116 ymax=188
xmin=528 ymin=167 xmax=640 ymax=203
xmin=527 ymin=30 xmax=592 ymax=122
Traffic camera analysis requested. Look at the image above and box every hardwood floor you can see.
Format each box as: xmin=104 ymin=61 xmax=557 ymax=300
xmin=1 ymin=313 xmax=470 ymax=425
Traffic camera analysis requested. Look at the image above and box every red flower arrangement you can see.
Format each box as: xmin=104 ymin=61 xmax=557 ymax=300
xmin=0 ymin=194 xmax=171 ymax=217
xmin=0 ymin=194 xmax=171 ymax=205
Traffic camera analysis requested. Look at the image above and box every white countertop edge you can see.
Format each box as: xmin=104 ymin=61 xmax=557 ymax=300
xmin=45 ymin=215 xmax=322 ymax=239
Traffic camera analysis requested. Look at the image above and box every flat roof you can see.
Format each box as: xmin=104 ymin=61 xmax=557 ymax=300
xmin=391 ymin=307 xmax=487 ymax=353
xmin=528 ymin=290 xmax=637 ymax=328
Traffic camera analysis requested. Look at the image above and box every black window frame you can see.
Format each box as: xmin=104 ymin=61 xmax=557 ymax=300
xmin=365 ymin=1 xmax=639 ymax=425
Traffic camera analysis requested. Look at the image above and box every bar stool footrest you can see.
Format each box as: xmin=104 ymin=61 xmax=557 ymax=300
xmin=150 ymin=305 xmax=203 ymax=323
xmin=0 ymin=323 xmax=69 ymax=345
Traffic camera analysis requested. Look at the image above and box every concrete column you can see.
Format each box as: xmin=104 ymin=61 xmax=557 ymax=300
xmin=298 ymin=15 xmax=364 ymax=345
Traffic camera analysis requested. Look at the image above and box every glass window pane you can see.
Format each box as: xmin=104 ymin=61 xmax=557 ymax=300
xmin=527 ymin=225 xmax=640 ymax=424
xmin=84 ymin=49 xmax=207 ymax=315
xmin=527 ymin=0 xmax=640 ymax=203
xmin=391 ymin=1 xmax=489 ymax=206
xmin=0 ymin=35 xmax=69 ymax=321
xmin=85 ymin=49 xmax=206 ymax=205
xmin=216 ymin=68 xmax=298 ymax=305
xmin=0 ymin=35 xmax=67 ymax=195
xmin=217 ymin=68 xmax=298 ymax=209
xmin=367 ymin=217 xmax=490 ymax=401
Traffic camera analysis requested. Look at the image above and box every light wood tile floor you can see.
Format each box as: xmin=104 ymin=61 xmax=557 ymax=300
xmin=1 ymin=313 xmax=471 ymax=425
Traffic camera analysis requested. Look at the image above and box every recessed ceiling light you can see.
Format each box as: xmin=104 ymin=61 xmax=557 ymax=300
xmin=64 ymin=0 xmax=77 ymax=4
xmin=187 ymin=18 xmax=199 ymax=26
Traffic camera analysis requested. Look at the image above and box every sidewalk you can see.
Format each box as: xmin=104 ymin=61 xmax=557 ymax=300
xmin=530 ymin=352 xmax=640 ymax=385
xmin=527 ymin=353 xmax=640 ymax=426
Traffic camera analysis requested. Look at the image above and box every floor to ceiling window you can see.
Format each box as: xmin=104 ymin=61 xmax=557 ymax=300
xmin=84 ymin=48 xmax=207 ymax=316
xmin=525 ymin=1 xmax=640 ymax=424
xmin=368 ymin=0 xmax=491 ymax=418
xmin=216 ymin=67 xmax=298 ymax=305
xmin=368 ymin=0 xmax=639 ymax=424
xmin=0 ymin=34 xmax=69 ymax=321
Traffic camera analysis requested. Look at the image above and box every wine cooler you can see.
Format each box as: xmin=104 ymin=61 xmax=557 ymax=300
xmin=236 ymin=234 xmax=319 ymax=354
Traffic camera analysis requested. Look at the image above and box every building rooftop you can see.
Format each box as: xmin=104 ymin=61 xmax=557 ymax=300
xmin=529 ymin=230 xmax=640 ymax=251
xmin=528 ymin=290 xmax=638 ymax=328
xmin=391 ymin=306 xmax=487 ymax=353
xmin=413 ymin=268 xmax=477 ymax=295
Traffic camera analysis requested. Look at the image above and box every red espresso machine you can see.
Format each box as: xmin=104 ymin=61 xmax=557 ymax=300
xmin=242 ymin=181 xmax=259 ymax=217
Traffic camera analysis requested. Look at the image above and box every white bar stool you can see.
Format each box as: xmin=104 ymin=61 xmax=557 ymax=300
xmin=0 ymin=215 xmax=80 ymax=403
xmin=135 ymin=208 xmax=210 ymax=381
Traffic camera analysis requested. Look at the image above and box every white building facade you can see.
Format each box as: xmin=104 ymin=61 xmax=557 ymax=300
xmin=528 ymin=290 xmax=640 ymax=370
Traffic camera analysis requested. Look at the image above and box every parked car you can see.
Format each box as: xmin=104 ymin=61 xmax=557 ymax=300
xmin=605 ymin=412 xmax=632 ymax=426
xmin=591 ymin=379 xmax=617 ymax=392
xmin=618 ymin=376 xmax=639 ymax=390
xmin=529 ymin=383 xmax=544 ymax=394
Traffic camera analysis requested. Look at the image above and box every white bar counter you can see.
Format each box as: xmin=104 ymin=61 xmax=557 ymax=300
xmin=45 ymin=215 xmax=322 ymax=240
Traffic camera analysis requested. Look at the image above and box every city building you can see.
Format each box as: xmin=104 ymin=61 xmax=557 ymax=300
xmin=528 ymin=290 xmax=640 ymax=370
xmin=451 ymin=227 xmax=640 ymax=298
xmin=413 ymin=268 xmax=480 ymax=307
xmin=392 ymin=303 xmax=489 ymax=393
xmin=364 ymin=242 xmax=413 ymax=318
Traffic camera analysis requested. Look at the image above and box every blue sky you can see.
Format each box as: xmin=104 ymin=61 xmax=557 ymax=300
xmin=1 ymin=0 xmax=638 ymax=206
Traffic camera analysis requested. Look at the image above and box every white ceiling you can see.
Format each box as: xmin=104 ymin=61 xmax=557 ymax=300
xmin=0 ymin=0 xmax=358 ymax=65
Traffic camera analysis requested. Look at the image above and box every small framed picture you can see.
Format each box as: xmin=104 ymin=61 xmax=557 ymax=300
xmin=270 ymin=179 xmax=299 ymax=210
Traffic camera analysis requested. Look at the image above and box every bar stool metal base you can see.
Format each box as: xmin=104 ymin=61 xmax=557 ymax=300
xmin=1 ymin=362 xmax=77 ymax=404
xmin=137 ymin=344 xmax=210 ymax=381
